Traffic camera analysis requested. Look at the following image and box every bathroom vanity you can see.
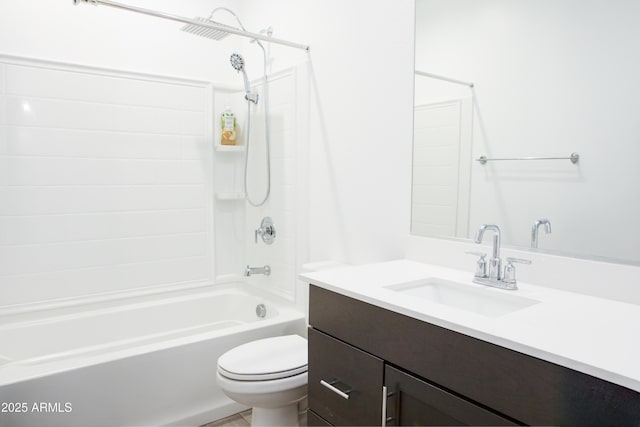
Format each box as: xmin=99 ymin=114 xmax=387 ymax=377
xmin=303 ymin=261 xmax=640 ymax=426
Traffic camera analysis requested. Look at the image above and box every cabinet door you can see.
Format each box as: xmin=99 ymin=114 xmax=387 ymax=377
xmin=307 ymin=409 xmax=332 ymax=426
xmin=308 ymin=328 xmax=384 ymax=426
xmin=385 ymin=365 xmax=518 ymax=426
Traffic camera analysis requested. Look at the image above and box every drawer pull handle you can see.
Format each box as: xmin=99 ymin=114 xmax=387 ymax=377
xmin=382 ymin=386 xmax=388 ymax=426
xmin=320 ymin=379 xmax=351 ymax=400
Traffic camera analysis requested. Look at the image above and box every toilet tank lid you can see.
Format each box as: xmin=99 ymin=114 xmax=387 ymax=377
xmin=217 ymin=334 xmax=308 ymax=376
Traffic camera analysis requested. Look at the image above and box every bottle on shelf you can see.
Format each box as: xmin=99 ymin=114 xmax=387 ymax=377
xmin=220 ymin=106 xmax=237 ymax=146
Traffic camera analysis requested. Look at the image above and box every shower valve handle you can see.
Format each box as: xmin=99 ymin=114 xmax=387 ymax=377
xmin=255 ymin=216 xmax=276 ymax=245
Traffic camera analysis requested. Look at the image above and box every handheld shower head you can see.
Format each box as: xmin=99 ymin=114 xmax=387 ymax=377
xmin=230 ymin=52 xmax=245 ymax=71
xmin=230 ymin=53 xmax=258 ymax=104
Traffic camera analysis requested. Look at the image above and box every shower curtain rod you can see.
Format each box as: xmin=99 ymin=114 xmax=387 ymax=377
xmin=415 ymin=70 xmax=474 ymax=88
xmin=73 ymin=0 xmax=310 ymax=52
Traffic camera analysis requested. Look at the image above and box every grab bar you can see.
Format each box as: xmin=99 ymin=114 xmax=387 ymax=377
xmin=476 ymin=152 xmax=579 ymax=165
xmin=414 ymin=70 xmax=474 ymax=88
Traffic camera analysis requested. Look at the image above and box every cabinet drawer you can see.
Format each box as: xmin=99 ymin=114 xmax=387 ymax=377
xmin=308 ymin=328 xmax=384 ymax=426
xmin=307 ymin=409 xmax=332 ymax=426
xmin=385 ymin=365 xmax=517 ymax=426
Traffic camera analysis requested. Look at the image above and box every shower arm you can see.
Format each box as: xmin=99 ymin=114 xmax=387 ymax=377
xmin=73 ymin=0 xmax=310 ymax=52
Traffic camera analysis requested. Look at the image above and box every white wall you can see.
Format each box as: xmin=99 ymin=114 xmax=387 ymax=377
xmin=0 ymin=0 xmax=245 ymax=83
xmin=415 ymin=0 xmax=640 ymax=262
xmin=241 ymin=0 xmax=416 ymax=265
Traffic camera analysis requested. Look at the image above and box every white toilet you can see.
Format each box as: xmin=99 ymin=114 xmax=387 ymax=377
xmin=216 ymin=334 xmax=308 ymax=427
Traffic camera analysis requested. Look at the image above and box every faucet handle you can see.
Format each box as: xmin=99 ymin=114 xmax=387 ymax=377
xmin=255 ymin=216 xmax=276 ymax=245
xmin=465 ymin=251 xmax=487 ymax=278
xmin=465 ymin=251 xmax=486 ymax=257
xmin=506 ymin=257 xmax=532 ymax=265
xmin=503 ymin=257 xmax=532 ymax=287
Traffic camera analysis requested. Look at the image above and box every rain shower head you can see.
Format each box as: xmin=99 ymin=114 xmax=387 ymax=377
xmin=180 ymin=7 xmax=245 ymax=42
xmin=180 ymin=17 xmax=233 ymax=41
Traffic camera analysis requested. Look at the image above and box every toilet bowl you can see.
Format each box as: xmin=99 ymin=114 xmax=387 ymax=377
xmin=216 ymin=334 xmax=308 ymax=427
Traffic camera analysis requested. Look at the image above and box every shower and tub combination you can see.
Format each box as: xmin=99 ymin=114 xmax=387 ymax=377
xmin=0 ymin=2 xmax=311 ymax=426
xmin=0 ymin=284 xmax=305 ymax=426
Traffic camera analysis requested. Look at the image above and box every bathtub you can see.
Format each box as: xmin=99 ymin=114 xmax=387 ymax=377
xmin=0 ymin=283 xmax=306 ymax=427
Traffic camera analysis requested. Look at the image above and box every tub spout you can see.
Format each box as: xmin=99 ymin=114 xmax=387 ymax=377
xmin=245 ymin=265 xmax=271 ymax=277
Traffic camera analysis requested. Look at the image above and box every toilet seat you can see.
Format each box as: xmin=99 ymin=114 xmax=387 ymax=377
xmin=217 ymin=335 xmax=308 ymax=381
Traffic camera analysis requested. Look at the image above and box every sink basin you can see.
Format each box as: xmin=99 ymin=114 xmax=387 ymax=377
xmin=385 ymin=278 xmax=540 ymax=317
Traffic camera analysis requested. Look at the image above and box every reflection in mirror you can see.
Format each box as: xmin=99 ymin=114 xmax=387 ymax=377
xmin=412 ymin=0 xmax=640 ymax=265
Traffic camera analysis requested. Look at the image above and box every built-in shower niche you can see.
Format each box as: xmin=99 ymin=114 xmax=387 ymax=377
xmin=213 ymin=87 xmax=250 ymax=283
xmin=213 ymin=66 xmax=306 ymax=302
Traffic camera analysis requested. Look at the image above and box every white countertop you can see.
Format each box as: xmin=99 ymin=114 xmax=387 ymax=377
xmin=300 ymin=259 xmax=640 ymax=393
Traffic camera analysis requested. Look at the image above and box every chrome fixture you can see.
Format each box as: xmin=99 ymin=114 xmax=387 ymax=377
xmin=502 ymin=257 xmax=532 ymax=286
xmin=415 ymin=70 xmax=474 ymax=88
xmin=230 ymin=53 xmax=259 ymax=104
xmin=467 ymin=224 xmax=531 ymax=290
xmin=244 ymin=265 xmax=271 ymax=277
xmin=531 ymin=218 xmax=552 ymax=248
xmin=320 ymin=380 xmax=351 ymax=400
xmin=465 ymin=251 xmax=487 ymax=279
xmin=180 ymin=17 xmax=233 ymax=41
xmin=255 ymin=304 xmax=267 ymax=318
xmin=73 ymin=0 xmax=310 ymax=51
xmin=180 ymin=7 xmax=247 ymax=42
xmin=255 ymin=216 xmax=276 ymax=245
xmin=476 ymin=152 xmax=579 ymax=165
xmin=474 ymin=224 xmax=502 ymax=280
xmin=234 ymin=49 xmax=271 ymax=207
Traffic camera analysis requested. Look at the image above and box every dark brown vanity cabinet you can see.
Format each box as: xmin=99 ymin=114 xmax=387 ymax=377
xmin=384 ymin=365 xmax=515 ymax=426
xmin=308 ymin=285 xmax=640 ymax=426
xmin=308 ymin=326 xmax=513 ymax=426
xmin=308 ymin=328 xmax=383 ymax=426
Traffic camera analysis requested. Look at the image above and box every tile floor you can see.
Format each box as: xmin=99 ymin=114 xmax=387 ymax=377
xmin=201 ymin=409 xmax=251 ymax=427
xmin=202 ymin=409 xmax=307 ymax=427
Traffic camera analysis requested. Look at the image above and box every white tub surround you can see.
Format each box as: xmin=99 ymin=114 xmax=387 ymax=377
xmin=0 ymin=284 xmax=305 ymax=427
xmin=0 ymin=54 xmax=217 ymax=307
xmin=300 ymin=259 xmax=640 ymax=393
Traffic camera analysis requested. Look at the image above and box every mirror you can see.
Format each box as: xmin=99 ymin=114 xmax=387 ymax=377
xmin=412 ymin=0 xmax=640 ymax=265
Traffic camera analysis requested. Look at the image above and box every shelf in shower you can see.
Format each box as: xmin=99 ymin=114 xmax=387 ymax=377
xmin=214 ymin=145 xmax=245 ymax=152
xmin=215 ymin=192 xmax=246 ymax=201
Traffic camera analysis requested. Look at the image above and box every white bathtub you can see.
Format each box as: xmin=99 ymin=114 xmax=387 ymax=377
xmin=0 ymin=283 xmax=306 ymax=427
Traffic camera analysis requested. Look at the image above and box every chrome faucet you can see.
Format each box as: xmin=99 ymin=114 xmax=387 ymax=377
xmin=466 ymin=224 xmax=531 ymax=290
xmin=474 ymin=224 xmax=502 ymax=280
xmin=531 ymin=218 xmax=551 ymax=248
xmin=244 ymin=265 xmax=271 ymax=277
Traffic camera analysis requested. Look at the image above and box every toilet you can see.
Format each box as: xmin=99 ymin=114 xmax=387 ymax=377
xmin=216 ymin=334 xmax=308 ymax=427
